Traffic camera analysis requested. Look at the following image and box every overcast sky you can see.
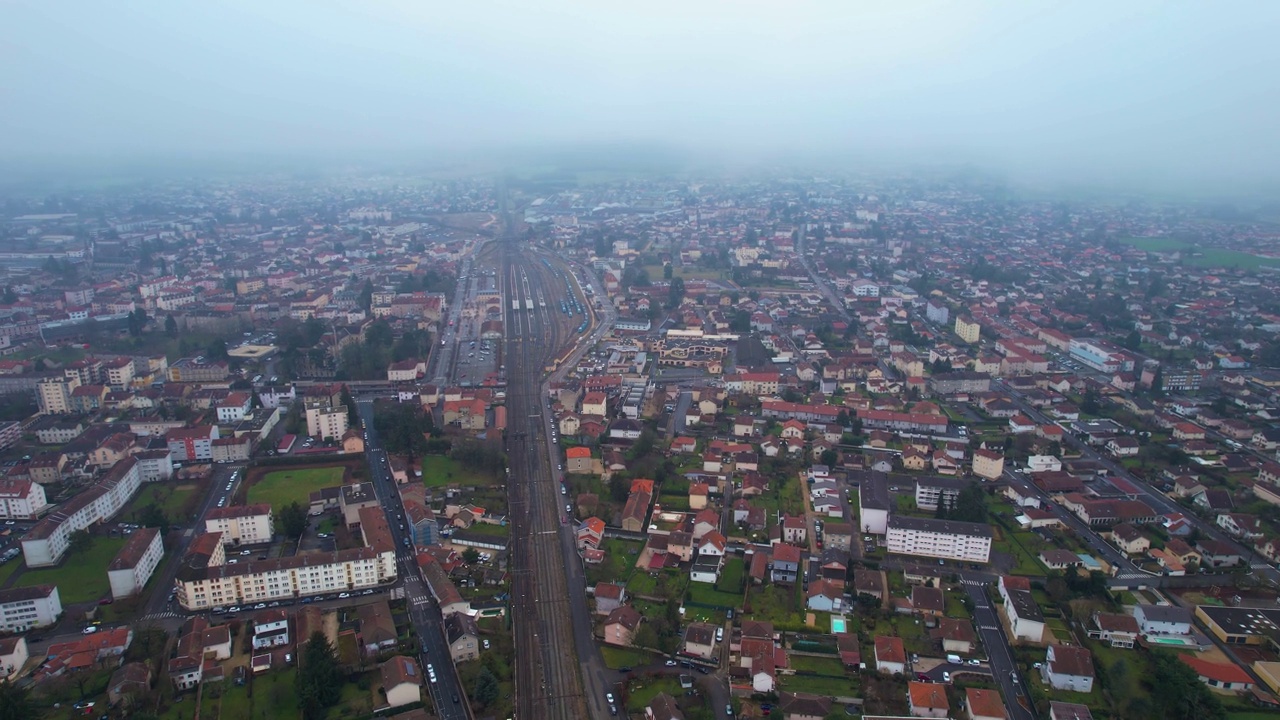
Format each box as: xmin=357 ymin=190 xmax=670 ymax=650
xmin=1 ymin=1 xmax=1278 ymax=194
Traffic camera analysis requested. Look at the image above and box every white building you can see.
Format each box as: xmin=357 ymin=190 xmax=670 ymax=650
xmin=176 ymin=507 xmax=395 ymax=610
xmin=0 ymin=636 xmax=28 ymax=680
xmin=305 ymin=402 xmax=349 ymax=441
xmin=108 ymin=527 xmax=164 ymax=600
xmin=22 ymin=456 xmax=143 ymax=568
xmin=215 ymin=392 xmax=252 ymax=423
xmin=0 ymin=585 xmax=62 ymax=633
xmin=1026 ymin=455 xmax=1062 ymax=473
xmin=134 ymin=449 xmax=174 ymax=483
xmin=999 ymin=576 xmax=1046 ymax=643
xmin=205 ymin=505 xmax=274 ymax=546
xmin=0 ymin=478 xmax=49 ymax=520
xmin=252 ymin=610 xmax=290 ymax=649
xmin=885 ymin=515 xmax=992 ymax=563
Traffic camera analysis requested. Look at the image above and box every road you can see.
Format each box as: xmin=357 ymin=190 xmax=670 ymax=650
xmin=357 ymin=400 xmax=471 ymax=720
xmin=964 ymin=581 xmax=1034 ymax=720
xmin=993 ymin=378 xmax=1280 ymax=586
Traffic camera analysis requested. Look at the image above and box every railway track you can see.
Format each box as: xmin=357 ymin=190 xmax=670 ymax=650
xmin=501 ymin=232 xmax=589 ymax=719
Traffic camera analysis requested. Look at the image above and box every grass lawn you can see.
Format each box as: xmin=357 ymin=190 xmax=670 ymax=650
xmin=463 ymin=522 xmax=510 ymax=538
xmin=586 ymin=538 xmax=642 ymax=586
xmin=601 ymin=645 xmax=656 ymax=670
xmin=789 ymin=655 xmax=848 ymax=675
xmin=749 ymin=584 xmax=808 ymax=628
xmin=717 ymin=557 xmax=744 ymax=594
xmin=1120 ymin=237 xmax=1280 ymax=269
xmin=627 ymin=676 xmax=684 ymax=710
xmin=778 ymin=672 xmax=859 ymax=697
xmin=687 ymin=582 xmax=742 ymax=609
xmin=421 ymin=454 xmax=495 ymax=487
xmin=0 ymin=556 xmax=23 ymax=587
xmin=124 ymin=482 xmax=199 ymax=524
xmin=249 ymin=466 xmax=345 ymax=509
xmin=17 ymin=536 xmax=127 ymax=604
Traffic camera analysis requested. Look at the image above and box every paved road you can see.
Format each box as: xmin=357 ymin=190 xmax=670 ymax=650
xmin=357 ymin=401 xmax=470 ymax=720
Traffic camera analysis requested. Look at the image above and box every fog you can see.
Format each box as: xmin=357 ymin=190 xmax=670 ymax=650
xmin=2 ymin=1 xmax=1278 ymax=196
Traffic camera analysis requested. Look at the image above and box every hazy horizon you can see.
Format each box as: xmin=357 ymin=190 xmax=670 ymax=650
xmin=2 ymin=1 xmax=1278 ymax=200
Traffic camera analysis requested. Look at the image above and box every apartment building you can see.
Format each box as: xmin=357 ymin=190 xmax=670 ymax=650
xmin=176 ymin=506 xmax=395 ymax=610
xmin=954 ymin=315 xmax=981 ymax=344
xmin=914 ymin=476 xmax=968 ymax=512
xmin=885 ymin=515 xmax=992 ymax=563
xmin=0 ymin=585 xmax=62 ymax=633
xmin=37 ymin=376 xmax=79 ymax=414
xmin=305 ymin=401 xmax=349 ymax=440
xmin=166 ymin=425 xmax=219 ymax=462
xmin=108 ymin=527 xmax=164 ymax=599
xmin=22 ymin=456 xmax=143 ymax=567
xmin=205 ymin=504 xmax=274 ymax=546
xmin=0 ymin=478 xmax=49 ymax=520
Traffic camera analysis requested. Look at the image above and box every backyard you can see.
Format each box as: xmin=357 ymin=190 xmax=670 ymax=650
xmin=16 ymin=535 xmax=127 ymax=604
xmin=421 ymin=454 xmax=496 ymax=487
xmin=124 ymin=482 xmax=200 ymax=525
xmin=248 ymin=466 xmax=346 ymax=509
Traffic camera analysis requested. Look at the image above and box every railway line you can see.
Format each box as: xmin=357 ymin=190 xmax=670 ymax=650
xmin=499 ymin=226 xmax=593 ymax=719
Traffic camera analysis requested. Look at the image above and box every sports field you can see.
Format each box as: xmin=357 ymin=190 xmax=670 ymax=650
xmin=248 ymin=466 xmax=346 ymax=509
xmin=1122 ymin=237 xmax=1280 ymax=269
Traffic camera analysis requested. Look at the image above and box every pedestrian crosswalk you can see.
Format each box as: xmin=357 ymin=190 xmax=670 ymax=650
xmin=142 ymin=611 xmax=182 ymax=621
xmin=962 ymin=579 xmax=989 ymax=587
xmin=1115 ymin=572 xmax=1151 ymax=580
xmin=1251 ymin=562 xmax=1273 ymax=570
xmin=410 ymin=594 xmax=433 ymax=605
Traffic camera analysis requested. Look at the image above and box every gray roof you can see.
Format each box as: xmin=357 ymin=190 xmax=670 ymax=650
xmin=888 ymin=514 xmax=994 ymax=538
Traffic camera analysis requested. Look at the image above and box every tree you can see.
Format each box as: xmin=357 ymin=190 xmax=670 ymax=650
xmin=663 ymin=263 xmax=673 ymax=280
xmin=950 ymin=482 xmax=988 ymax=524
xmin=819 ymin=448 xmax=838 ymax=467
xmin=1150 ymin=364 xmax=1164 ymax=396
xmin=1150 ymin=651 xmax=1226 ymax=720
xmin=608 ymin=474 xmax=630 ymax=503
xmin=0 ymin=287 xmax=16 ymax=305
xmin=474 ymin=667 xmax=500 ymax=707
xmin=462 ymin=547 xmax=480 ymax=564
xmin=296 ymin=631 xmax=342 ymax=720
xmin=668 ymin=276 xmax=685 ymax=307
xmin=164 ymin=314 xmax=178 ymax=338
xmin=280 ymin=502 xmax=308 ymax=538
xmin=68 ymin=529 xmax=92 ymax=556
xmin=0 ymin=682 xmax=40 ymax=720
xmin=138 ymin=503 xmax=169 ymax=533
xmin=1081 ymin=387 xmax=1101 ymax=415
xmin=341 ymin=386 xmax=360 ymax=427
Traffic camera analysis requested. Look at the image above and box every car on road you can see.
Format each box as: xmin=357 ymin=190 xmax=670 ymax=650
xmin=338 ymin=592 xmax=350 ymax=599
xmin=253 ymin=603 xmax=266 ymax=610
xmin=942 ymin=672 xmax=950 ymax=682
xmin=665 ymin=659 xmax=677 ymax=666
xmin=82 ymin=626 xmax=99 ymax=634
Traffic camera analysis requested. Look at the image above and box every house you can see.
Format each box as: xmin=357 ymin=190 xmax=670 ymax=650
xmin=1109 ymin=523 xmax=1150 ymax=555
xmin=1086 ymin=612 xmax=1139 ymax=649
xmin=594 ymin=583 xmax=626 ymax=616
xmin=777 ymin=691 xmax=832 ymax=720
xmin=966 ymin=687 xmax=1008 ymax=720
xmin=823 ymin=522 xmax=853 ymax=552
xmin=108 ymin=661 xmax=151 ymax=707
xmin=378 ymin=656 xmax=422 ymax=709
xmin=911 ymin=586 xmax=945 ymax=618
xmin=566 ymin=446 xmax=593 ymax=474
xmin=688 ymin=482 xmax=709 ymax=510
xmin=999 ymin=576 xmax=1044 ymax=643
xmin=0 ymin=636 xmax=27 ymax=680
xmin=806 ymin=579 xmax=843 ymax=612
xmin=1181 ymin=655 xmax=1254 ymax=694
xmin=1041 ymin=644 xmax=1095 ymax=692
xmin=444 ymin=612 xmax=480 ymax=662
xmin=359 ymin=602 xmax=399 ymax=656
xmin=1218 ymin=513 xmax=1265 ymax=541
xmin=603 ymin=605 xmax=643 ymax=647
xmin=690 ymin=555 xmax=723 ymax=584
xmin=935 ymin=617 xmax=976 ymax=655
xmin=646 ymin=692 xmax=685 ymax=720
xmin=1106 ymin=436 xmax=1140 ymax=457
xmin=1039 ymin=548 xmax=1083 ymax=571
xmin=252 ymin=610 xmax=290 ymax=649
xmin=771 ymin=543 xmax=802 ymax=584
xmin=1197 ymin=539 xmax=1244 ymax=568
xmin=781 ymin=515 xmax=807 ymax=544
xmin=1133 ymin=603 xmax=1193 ymax=635
xmin=908 ymin=680 xmax=950 ymax=718
xmin=683 ymin=622 xmax=717 ymax=660
xmin=874 ymin=635 xmax=906 ymax=675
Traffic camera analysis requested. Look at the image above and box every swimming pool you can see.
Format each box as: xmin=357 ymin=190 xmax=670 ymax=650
xmin=832 ymin=617 xmax=847 ymax=633
xmin=1148 ymin=636 xmax=1196 ymax=646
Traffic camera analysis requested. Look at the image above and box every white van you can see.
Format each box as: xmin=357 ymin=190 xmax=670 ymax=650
xmin=946 ymin=654 xmax=962 ymax=664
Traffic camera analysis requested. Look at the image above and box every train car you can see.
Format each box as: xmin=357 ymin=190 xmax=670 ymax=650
xmin=511 ymin=299 xmax=519 ymax=311
xmin=524 ymin=299 xmax=533 ymax=310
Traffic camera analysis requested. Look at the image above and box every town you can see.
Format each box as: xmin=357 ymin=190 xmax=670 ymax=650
xmin=0 ymin=173 xmax=1277 ymax=720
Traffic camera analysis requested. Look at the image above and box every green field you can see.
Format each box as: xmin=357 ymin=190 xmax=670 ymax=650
xmin=17 ymin=536 xmax=128 ymax=604
xmin=249 ymin=466 xmax=346 ymax=509
xmin=1122 ymin=237 xmax=1280 ymax=269
xmin=601 ymin=644 xmax=656 ymax=670
xmin=124 ymin=482 xmax=199 ymax=524
xmin=421 ymin=454 xmax=495 ymax=487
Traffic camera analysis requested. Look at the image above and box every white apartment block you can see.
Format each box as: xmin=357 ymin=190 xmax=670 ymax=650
xmin=914 ymin=477 xmax=967 ymax=512
xmin=0 ymin=585 xmax=62 ymax=633
xmin=104 ymin=358 xmax=135 ymax=391
xmin=36 ymin=376 xmax=79 ymax=415
xmin=306 ymin=402 xmax=348 ymax=440
xmin=177 ymin=507 xmax=395 ymax=610
xmin=885 ymin=515 xmax=993 ymax=563
xmin=134 ymin=449 xmax=175 ymax=483
xmin=205 ymin=504 xmax=274 ymax=546
xmin=22 ymin=456 xmax=143 ymax=567
xmin=108 ymin=527 xmax=164 ymax=599
xmin=0 ymin=478 xmax=49 ymax=520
